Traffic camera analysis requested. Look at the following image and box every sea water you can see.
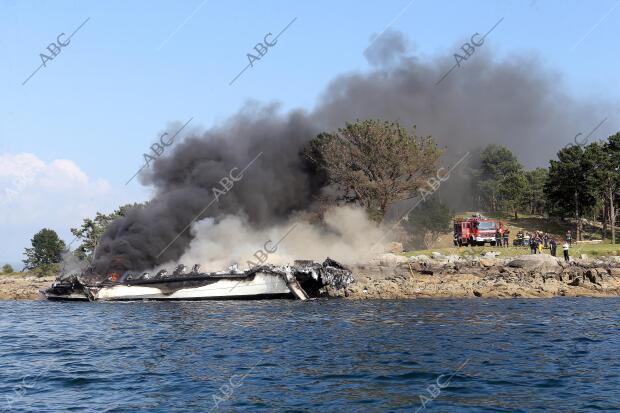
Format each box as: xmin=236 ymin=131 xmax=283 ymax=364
xmin=1 ymin=298 xmax=618 ymax=412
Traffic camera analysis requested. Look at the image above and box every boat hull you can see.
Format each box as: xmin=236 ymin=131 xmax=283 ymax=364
xmin=90 ymin=272 xmax=293 ymax=301
xmin=42 ymin=258 xmax=354 ymax=301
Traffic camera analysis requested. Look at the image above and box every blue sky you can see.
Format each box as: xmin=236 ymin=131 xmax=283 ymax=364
xmin=0 ymin=0 xmax=619 ymax=266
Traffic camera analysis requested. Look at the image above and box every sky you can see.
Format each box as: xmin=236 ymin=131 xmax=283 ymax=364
xmin=0 ymin=0 xmax=619 ymax=267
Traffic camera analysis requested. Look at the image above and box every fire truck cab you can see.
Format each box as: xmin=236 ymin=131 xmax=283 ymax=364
xmin=454 ymin=216 xmax=505 ymax=247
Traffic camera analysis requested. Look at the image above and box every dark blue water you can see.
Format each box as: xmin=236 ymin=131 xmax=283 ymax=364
xmin=1 ymin=299 xmax=619 ymax=412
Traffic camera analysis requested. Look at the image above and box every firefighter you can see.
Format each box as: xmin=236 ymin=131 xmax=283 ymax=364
xmin=495 ymin=228 xmax=502 ymax=247
xmin=563 ymin=240 xmax=570 ymax=262
xmin=530 ymin=238 xmax=537 ymax=254
xmin=503 ymin=229 xmax=510 ymax=248
xmin=549 ymin=238 xmax=557 ymax=257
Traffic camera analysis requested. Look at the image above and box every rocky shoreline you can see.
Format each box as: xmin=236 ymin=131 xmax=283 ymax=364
xmin=333 ymin=253 xmax=620 ymax=299
xmin=0 ymin=274 xmax=55 ymax=300
xmin=4 ymin=253 xmax=620 ymax=300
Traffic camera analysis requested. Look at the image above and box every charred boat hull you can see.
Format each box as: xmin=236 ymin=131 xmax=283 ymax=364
xmin=42 ymin=258 xmax=353 ymax=302
xmin=90 ymin=272 xmax=294 ymax=301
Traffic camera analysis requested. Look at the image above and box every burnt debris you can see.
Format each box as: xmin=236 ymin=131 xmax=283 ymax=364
xmin=43 ymin=258 xmax=354 ymax=301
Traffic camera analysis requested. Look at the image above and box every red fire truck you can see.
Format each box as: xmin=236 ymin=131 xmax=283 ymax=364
xmin=453 ymin=215 xmax=505 ymax=246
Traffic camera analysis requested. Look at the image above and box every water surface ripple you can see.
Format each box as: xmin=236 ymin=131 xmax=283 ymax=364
xmin=1 ymin=298 xmax=619 ymax=412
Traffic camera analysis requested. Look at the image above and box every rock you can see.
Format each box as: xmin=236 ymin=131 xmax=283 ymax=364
xmin=376 ymin=253 xmax=408 ymax=267
xmin=431 ymin=252 xmax=445 ymax=260
xmin=479 ymin=259 xmax=496 ymax=268
xmin=385 ymin=242 xmax=404 ymax=254
xmin=585 ymin=270 xmax=598 ymax=284
xmin=581 ymin=254 xmax=589 ymax=260
xmin=343 ymin=254 xmax=620 ymax=300
xmin=508 ymin=254 xmax=561 ymax=271
xmin=594 ymin=268 xmax=609 ymax=281
xmin=482 ymin=251 xmax=501 ymax=258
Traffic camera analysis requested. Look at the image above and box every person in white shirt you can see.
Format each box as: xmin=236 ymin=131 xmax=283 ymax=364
xmin=563 ymin=241 xmax=570 ymax=262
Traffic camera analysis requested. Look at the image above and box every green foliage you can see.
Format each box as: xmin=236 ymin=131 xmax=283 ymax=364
xmin=545 ymin=144 xmax=598 ymax=219
xmin=479 ymin=145 xmax=522 ymax=179
xmin=1 ymin=264 xmax=14 ymax=274
xmin=305 ymin=119 xmax=443 ymax=220
xmin=70 ymin=203 xmax=145 ymax=260
xmin=499 ymin=172 xmax=529 ymax=220
xmin=23 ymin=228 xmax=66 ymax=270
xmin=405 ymin=196 xmax=452 ymax=248
xmin=32 ymin=263 xmax=60 ymax=278
xmin=524 ymin=168 xmax=548 ymax=215
xmin=476 ymin=145 xmax=523 ymax=211
xmin=590 ymin=134 xmax=620 ymax=243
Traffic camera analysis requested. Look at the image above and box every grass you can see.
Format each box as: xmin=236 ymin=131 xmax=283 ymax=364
xmin=0 ymin=268 xmax=55 ymax=278
xmin=403 ymin=240 xmax=620 ymax=258
xmin=0 ymin=271 xmax=27 ymax=278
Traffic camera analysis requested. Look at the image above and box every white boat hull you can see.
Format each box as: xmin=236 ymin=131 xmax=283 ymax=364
xmin=43 ymin=258 xmax=353 ymax=301
xmin=91 ymin=272 xmax=293 ymax=301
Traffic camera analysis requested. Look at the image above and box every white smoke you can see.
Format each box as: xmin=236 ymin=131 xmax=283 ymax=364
xmin=59 ymin=251 xmax=88 ymax=279
xmin=164 ymin=206 xmax=382 ymax=272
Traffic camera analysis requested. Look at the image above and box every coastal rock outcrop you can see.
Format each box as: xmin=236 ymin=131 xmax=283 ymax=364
xmin=344 ymin=254 xmax=620 ymax=299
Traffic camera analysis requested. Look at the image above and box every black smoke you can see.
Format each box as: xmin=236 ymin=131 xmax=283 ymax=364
xmin=89 ymin=30 xmax=617 ymax=275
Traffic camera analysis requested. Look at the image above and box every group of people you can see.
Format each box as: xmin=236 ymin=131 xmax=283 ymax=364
xmin=494 ymin=228 xmax=510 ymax=247
xmin=517 ymin=230 xmax=572 ymax=262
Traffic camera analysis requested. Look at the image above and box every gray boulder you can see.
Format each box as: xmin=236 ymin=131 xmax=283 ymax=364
xmin=508 ymin=254 xmax=562 ymax=271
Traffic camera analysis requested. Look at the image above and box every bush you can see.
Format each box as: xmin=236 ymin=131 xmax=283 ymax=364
xmin=32 ymin=263 xmax=60 ymax=278
xmin=404 ymin=196 xmax=452 ymax=249
xmin=2 ymin=264 xmax=14 ymax=274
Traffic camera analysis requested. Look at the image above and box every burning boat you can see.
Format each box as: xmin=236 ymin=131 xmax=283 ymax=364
xmin=42 ymin=258 xmax=354 ymax=301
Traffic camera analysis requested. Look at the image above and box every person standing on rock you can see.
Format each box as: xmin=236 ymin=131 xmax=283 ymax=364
xmin=563 ymin=241 xmax=570 ymax=262
xmin=566 ymin=230 xmax=572 ymax=246
xmin=549 ymin=238 xmax=557 ymax=257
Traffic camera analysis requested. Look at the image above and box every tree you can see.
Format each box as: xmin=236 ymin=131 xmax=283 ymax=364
xmin=23 ymin=228 xmax=66 ymax=270
xmin=305 ymin=119 xmax=443 ymax=221
xmin=545 ymin=144 xmax=598 ymax=241
xmin=498 ymin=172 xmax=529 ymax=220
xmin=525 ymin=168 xmax=548 ymax=215
xmin=2 ymin=264 xmax=14 ymax=274
xmin=70 ymin=203 xmax=145 ymax=260
xmin=404 ymin=196 xmax=452 ymax=248
xmin=476 ymin=145 xmax=522 ymax=211
xmin=590 ymin=135 xmax=620 ymax=244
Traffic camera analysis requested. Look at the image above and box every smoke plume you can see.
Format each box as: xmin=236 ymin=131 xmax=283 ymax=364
xmin=89 ymin=30 xmax=617 ymax=275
